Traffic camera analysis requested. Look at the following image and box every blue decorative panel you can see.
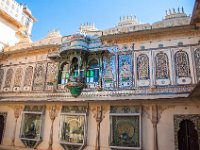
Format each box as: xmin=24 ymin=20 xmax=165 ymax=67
xmin=119 ymin=54 xmax=133 ymax=88
xmin=103 ymin=55 xmax=116 ymax=89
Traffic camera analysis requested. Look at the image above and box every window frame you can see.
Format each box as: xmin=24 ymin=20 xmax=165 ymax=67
xmin=20 ymin=106 xmax=44 ymax=148
xmin=59 ymin=106 xmax=88 ymax=149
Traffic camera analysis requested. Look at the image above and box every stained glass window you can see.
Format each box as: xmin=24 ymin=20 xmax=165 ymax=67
xmin=61 ymin=62 xmax=70 ymax=84
xmin=137 ymin=54 xmax=149 ymax=80
xmin=60 ymin=106 xmax=87 ymax=150
xmin=110 ymin=106 xmax=141 ymax=149
xmin=20 ymin=105 xmax=44 ymax=148
xmin=87 ymin=59 xmax=99 ymax=83
xmin=175 ymin=51 xmax=190 ymax=78
xmin=194 ymin=48 xmax=200 ymax=80
xmin=155 ymin=52 xmax=169 ymax=79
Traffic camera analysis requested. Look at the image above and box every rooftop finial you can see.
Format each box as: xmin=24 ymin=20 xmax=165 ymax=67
xmin=120 ymin=16 xmax=121 ymax=21
xmin=166 ymin=10 xmax=168 ymax=16
xmin=173 ymin=8 xmax=176 ymax=14
xmin=169 ymin=9 xmax=172 ymax=15
xmin=182 ymin=7 xmax=184 ymax=13
xmin=178 ymin=7 xmax=180 ymax=13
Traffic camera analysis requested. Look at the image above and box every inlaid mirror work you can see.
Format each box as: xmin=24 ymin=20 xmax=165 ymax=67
xmin=110 ymin=106 xmax=141 ymax=149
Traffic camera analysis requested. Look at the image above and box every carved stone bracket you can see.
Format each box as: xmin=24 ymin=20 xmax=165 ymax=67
xmin=143 ymin=104 xmax=175 ymax=124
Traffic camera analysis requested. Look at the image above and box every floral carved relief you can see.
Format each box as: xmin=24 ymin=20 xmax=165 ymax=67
xmin=46 ymin=62 xmax=57 ymax=85
xmin=155 ymin=52 xmax=169 ymax=79
xmin=4 ymin=68 xmax=13 ymax=88
xmin=24 ymin=66 xmax=33 ymax=87
xmin=14 ymin=68 xmax=23 ymax=87
xmin=175 ymin=51 xmax=190 ymax=78
xmin=33 ymin=63 xmax=46 ymax=91
xmin=194 ymin=48 xmax=200 ymax=79
xmin=0 ymin=69 xmax=4 ymax=89
xmin=137 ymin=54 xmax=149 ymax=80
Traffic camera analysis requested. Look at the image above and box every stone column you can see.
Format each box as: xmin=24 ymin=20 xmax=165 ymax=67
xmin=11 ymin=106 xmax=23 ymax=146
xmin=152 ymin=105 xmax=159 ymax=150
xmin=47 ymin=105 xmax=59 ymax=150
xmin=92 ymin=105 xmax=105 ymax=150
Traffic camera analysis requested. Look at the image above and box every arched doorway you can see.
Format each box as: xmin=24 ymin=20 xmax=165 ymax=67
xmin=0 ymin=115 xmax=5 ymax=144
xmin=178 ymin=119 xmax=199 ymax=150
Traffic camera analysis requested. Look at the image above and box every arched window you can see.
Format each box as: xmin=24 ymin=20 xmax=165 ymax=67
xmin=137 ymin=54 xmax=149 ymax=80
xmin=60 ymin=62 xmax=70 ymax=84
xmin=71 ymin=57 xmax=79 ymax=78
xmin=24 ymin=66 xmax=33 ymax=86
xmin=14 ymin=67 xmax=23 ymax=87
xmin=194 ymin=48 xmax=200 ymax=79
xmin=87 ymin=59 xmax=99 ymax=83
xmin=0 ymin=69 xmax=4 ymax=89
xmin=175 ymin=51 xmax=190 ymax=78
xmin=155 ymin=52 xmax=169 ymax=79
xmin=4 ymin=68 xmax=13 ymax=88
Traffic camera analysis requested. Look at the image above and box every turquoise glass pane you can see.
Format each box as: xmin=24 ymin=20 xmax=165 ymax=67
xmin=86 ymin=71 xmax=90 ymax=77
xmin=90 ymin=70 xmax=94 ymax=77
xmin=65 ymin=73 xmax=69 ymax=78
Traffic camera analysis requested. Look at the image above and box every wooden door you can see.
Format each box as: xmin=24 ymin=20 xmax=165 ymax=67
xmin=178 ymin=119 xmax=199 ymax=150
xmin=0 ymin=115 xmax=5 ymax=144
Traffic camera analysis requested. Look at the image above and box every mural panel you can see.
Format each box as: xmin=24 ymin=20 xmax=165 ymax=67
xmin=33 ymin=63 xmax=46 ymax=91
xmin=103 ymin=54 xmax=116 ymax=89
xmin=24 ymin=66 xmax=33 ymax=87
xmin=4 ymin=68 xmax=13 ymax=88
xmin=0 ymin=69 xmax=4 ymax=89
xmin=119 ymin=54 xmax=133 ymax=88
xmin=194 ymin=48 xmax=200 ymax=80
xmin=14 ymin=68 xmax=23 ymax=87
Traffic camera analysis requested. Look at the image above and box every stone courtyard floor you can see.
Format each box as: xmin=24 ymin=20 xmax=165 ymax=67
xmin=0 ymin=145 xmax=35 ymax=150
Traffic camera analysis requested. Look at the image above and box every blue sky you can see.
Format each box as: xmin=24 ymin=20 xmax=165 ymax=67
xmin=17 ymin=0 xmax=195 ymax=41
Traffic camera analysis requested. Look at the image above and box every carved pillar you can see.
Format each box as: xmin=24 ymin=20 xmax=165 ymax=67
xmin=47 ymin=105 xmax=59 ymax=150
xmin=152 ymin=105 xmax=159 ymax=150
xmin=143 ymin=104 xmax=175 ymax=150
xmin=11 ymin=105 xmax=23 ymax=146
xmin=92 ymin=105 xmax=105 ymax=150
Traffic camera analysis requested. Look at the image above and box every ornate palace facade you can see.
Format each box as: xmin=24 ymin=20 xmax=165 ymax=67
xmin=0 ymin=0 xmax=200 ymax=150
